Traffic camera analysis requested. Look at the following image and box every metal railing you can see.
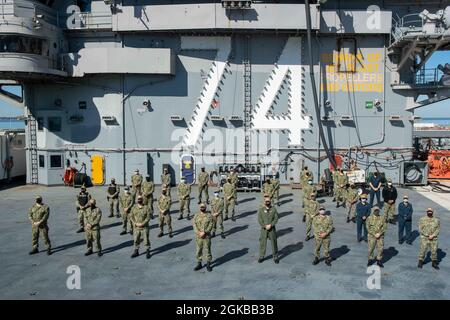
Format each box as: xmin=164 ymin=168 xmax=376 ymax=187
xmin=414 ymin=67 xmax=444 ymax=86
xmin=390 ymin=12 xmax=446 ymax=46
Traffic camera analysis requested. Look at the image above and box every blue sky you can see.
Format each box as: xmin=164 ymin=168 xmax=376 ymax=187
xmin=0 ymin=51 xmax=449 ymax=118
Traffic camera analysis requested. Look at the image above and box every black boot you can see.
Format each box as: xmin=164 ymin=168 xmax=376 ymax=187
xmin=131 ymin=249 xmax=139 ymax=258
xmin=97 ymin=251 xmax=103 ymax=257
xmin=146 ymin=249 xmax=151 ymax=259
xmin=231 ymin=216 xmax=236 ymax=222
xmin=108 ymin=214 xmax=114 ymax=218
xmin=432 ymin=260 xmax=440 ymax=270
xmin=29 ymin=248 xmax=38 ymax=255
xmin=221 ymin=233 xmax=226 ymax=239
xmin=120 ymin=230 xmax=127 ymax=235
xmin=211 ymin=232 xmax=216 ymax=238
xmin=177 ymin=215 xmax=183 ymax=220
xmin=336 ymin=203 xmax=340 ymax=208
xmin=305 ymin=235 xmax=311 ymax=241
xmin=313 ymin=257 xmax=319 ymax=265
xmin=169 ymin=232 xmax=173 ymax=238
xmin=418 ymin=260 xmax=423 ymax=268
xmin=224 ymin=216 xmax=229 ymax=221
xmin=158 ymin=231 xmax=163 ymax=238
xmin=346 ymin=217 xmax=350 ymax=223
xmin=47 ymin=248 xmax=52 ymax=256
xmin=377 ymin=260 xmax=384 ymax=268
xmin=258 ymin=258 xmax=264 ymax=263
xmin=84 ymin=249 xmax=93 ymax=256
xmin=325 ymin=257 xmax=332 ymax=266
xmin=302 ymin=215 xmax=306 ymax=223
xmin=367 ymin=259 xmax=373 ymax=266
xmin=76 ymin=227 xmax=84 ymax=233
xmin=274 ymin=257 xmax=279 ymax=264
xmin=206 ymin=262 xmax=212 ymax=272
xmin=194 ymin=262 xmax=202 ymax=271
xmin=129 ymin=230 xmax=133 ymax=235
xmin=115 ymin=214 xmax=121 ymax=218
xmin=187 ymin=214 xmax=191 ymax=220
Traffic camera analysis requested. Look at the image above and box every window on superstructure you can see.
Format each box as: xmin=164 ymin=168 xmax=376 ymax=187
xmin=48 ymin=117 xmax=61 ymax=132
xmin=37 ymin=117 xmax=44 ymax=131
xmin=0 ymin=35 xmax=45 ymax=55
xmin=39 ymin=155 xmax=45 ymax=168
xmin=50 ymin=155 xmax=63 ymax=169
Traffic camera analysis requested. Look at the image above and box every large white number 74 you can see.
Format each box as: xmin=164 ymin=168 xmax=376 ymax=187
xmin=252 ymin=37 xmax=310 ymax=146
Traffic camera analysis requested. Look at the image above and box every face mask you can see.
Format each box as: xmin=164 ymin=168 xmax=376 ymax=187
xmin=374 ymin=211 xmax=380 ymax=216
xmin=200 ymin=208 xmax=206 ymax=212
xmin=308 ymin=181 xmax=313 ymax=185
xmin=265 ymin=202 xmax=271 ymax=207
xmin=427 ymin=212 xmax=433 ymax=217
xmin=362 ymin=199 xmax=367 ymax=203
xmin=162 ymin=192 xmax=167 ymax=196
xmin=214 ymin=193 xmax=219 ymax=197
xmin=388 ymin=183 xmax=392 ymax=187
xmin=403 ymin=199 xmax=408 ymax=203
xmin=138 ymin=200 xmax=143 ymax=205
xmin=91 ymin=204 xmax=96 ymax=209
xmin=319 ymin=210 xmax=326 ymax=215
xmin=36 ymin=199 xmax=42 ymax=205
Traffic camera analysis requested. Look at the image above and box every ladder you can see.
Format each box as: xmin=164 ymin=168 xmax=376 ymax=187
xmin=243 ymin=36 xmax=252 ymax=165
xmin=28 ymin=116 xmax=39 ymax=184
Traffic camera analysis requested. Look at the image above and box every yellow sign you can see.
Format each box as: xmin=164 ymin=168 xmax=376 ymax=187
xmin=320 ymin=52 xmax=384 ymax=93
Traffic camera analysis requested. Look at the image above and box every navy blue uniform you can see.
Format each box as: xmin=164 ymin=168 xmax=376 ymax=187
xmin=356 ymin=201 xmax=371 ymax=241
xmin=397 ymin=202 xmax=413 ymax=243
xmin=369 ymin=175 xmax=382 ymax=208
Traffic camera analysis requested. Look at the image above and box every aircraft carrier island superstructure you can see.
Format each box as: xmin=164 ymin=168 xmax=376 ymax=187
xmin=0 ymin=0 xmax=449 ymax=186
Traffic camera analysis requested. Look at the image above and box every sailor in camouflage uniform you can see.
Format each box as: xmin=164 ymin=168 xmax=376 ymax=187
xmin=130 ymin=195 xmax=151 ymax=259
xmin=262 ymin=177 xmax=274 ymax=204
xmin=141 ymin=176 xmax=155 ymax=210
xmin=312 ymin=206 xmax=333 ymax=266
xmin=193 ymin=203 xmax=214 ymax=272
xmin=345 ymin=182 xmax=359 ymax=223
xmin=197 ymin=167 xmax=210 ymax=204
xmin=257 ymin=196 xmax=279 ymax=264
xmin=271 ymin=176 xmax=280 ymax=206
xmin=335 ymin=169 xmax=348 ymax=208
xmin=302 ymin=178 xmax=317 ymax=216
xmin=223 ymin=177 xmax=237 ymax=221
xmin=161 ymin=168 xmax=172 ymax=196
xmin=83 ymin=199 xmax=102 ymax=257
xmin=210 ymin=190 xmax=225 ymax=239
xmin=158 ymin=188 xmax=173 ymax=238
xmin=76 ymin=185 xmax=91 ymax=233
xmin=131 ymin=169 xmax=143 ymax=196
xmin=305 ymin=193 xmax=320 ymax=241
xmin=119 ymin=186 xmax=135 ymax=235
xmin=300 ymin=166 xmax=313 ymax=190
xmin=106 ymin=178 xmax=120 ymax=218
xmin=366 ymin=206 xmax=387 ymax=267
xmin=177 ymin=178 xmax=191 ymax=220
xmin=418 ymin=208 xmax=440 ymax=270
xmin=28 ymin=195 xmax=52 ymax=255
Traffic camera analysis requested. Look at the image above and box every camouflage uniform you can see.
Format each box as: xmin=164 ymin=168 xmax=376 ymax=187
xmin=262 ymin=181 xmax=274 ymax=203
xmin=106 ymin=183 xmax=120 ymax=217
xmin=76 ymin=191 xmax=91 ymax=230
xmin=335 ymin=173 xmax=348 ymax=205
xmin=141 ymin=180 xmax=155 ymax=210
xmin=227 ymin=171 xmax=238 ymax=200
xmin=130 ymin=204 xmax=151 ymax=251
xmin=211 ymin=196 xmax=225 ymax=235
xmin=177 ymin=181 xmax=191 ymax=219
xmin=305 ymin=199 xmax=320 ymax=239
xmin=257 ymin=205 xmax=279 ymax=262
xmin=193 ymin=211 xmax=214 ymax=263
xmin=367 ymin=211 xmax=387 ymax=261
xmin=418 ymin=215 xmax=440 ymax=262
xmin=302 ymin=183 xmax=317 ymax=208
xmin=198 ymin=171 xmax=210 ymax=204
xmin=300 ymin=169 xmax=313 ymax=189
xmin=223 ymin=182 xmax=236 ymax=219
xmin=83 ymin=207 xmax=102 ymax=253
xmin=158 ymin=194 xmax=172 ymax=236
xmin=29 ymin=203 xmax=51 ymax=252
xmin=271 ymin=177 xmax=280 ymax=204
xmin=346 ymin=186 xmax=359 ymax=220
xmin=161 ymin=173 xmax=171 ymax=196
xmin=120 ymin=191 xmax=135 ymax=233
xmin=332 ymin=170 xmax=339 ymax=199
xmin=312 ymin=214 xmax=333 ymax=260
xmin=131 ymin=173 xmax=143 ymax=195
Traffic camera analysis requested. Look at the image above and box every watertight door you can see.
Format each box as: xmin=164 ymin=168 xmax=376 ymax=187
xmin=91 ymin=155 xmax=105 ymax=185
xmin=180 ymin=154 xmax=195 ymax=184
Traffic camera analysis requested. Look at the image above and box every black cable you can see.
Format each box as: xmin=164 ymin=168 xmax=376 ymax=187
xmin=305 ymin=0 xmax=337 ymax=172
